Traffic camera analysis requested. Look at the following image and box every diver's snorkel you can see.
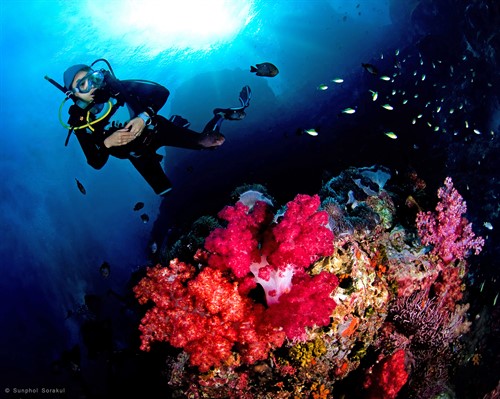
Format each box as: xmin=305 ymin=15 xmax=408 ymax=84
xmin=44 ymin=74 xmax=81 ymax=146
xmin=44 ymin=75 xmax=75 ymax=100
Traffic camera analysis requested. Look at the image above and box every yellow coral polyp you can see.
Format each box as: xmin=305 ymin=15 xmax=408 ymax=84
xmin=289 ymin=337 xmax=327 ymax=367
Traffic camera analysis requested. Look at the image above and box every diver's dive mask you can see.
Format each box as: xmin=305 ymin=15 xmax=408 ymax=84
xmin=73 ymin=70 xmax=105 ymax=94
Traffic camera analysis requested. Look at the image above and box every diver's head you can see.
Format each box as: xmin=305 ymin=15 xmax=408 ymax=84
xmin=63 ymin=64 xmax=105 ymax=103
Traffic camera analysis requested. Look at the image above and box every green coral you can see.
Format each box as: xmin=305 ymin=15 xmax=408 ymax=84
xmin=366 ymin=194 xmax=395 ymax=230
xmin=289 ymin=337 xmax=327 ymax=367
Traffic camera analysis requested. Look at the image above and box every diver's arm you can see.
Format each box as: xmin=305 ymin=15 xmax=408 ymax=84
xmin=103 ymin=73 xmax=169 ymax=117
xmin=74 ymin=131 xmax=109 ymax=169
xmin=120 ymin=80 xmax=170 ymax=118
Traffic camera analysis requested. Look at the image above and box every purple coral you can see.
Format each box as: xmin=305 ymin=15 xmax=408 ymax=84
xmin=416 ymin=177 xmax=484 ymax=264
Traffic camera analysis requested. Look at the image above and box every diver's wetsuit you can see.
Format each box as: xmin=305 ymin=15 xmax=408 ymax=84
xmin=68 ymin=74 xmax=222 ymax=195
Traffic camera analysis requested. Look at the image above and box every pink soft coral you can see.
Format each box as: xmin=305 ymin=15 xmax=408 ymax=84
xmin=262 ymin=194 xmax=334 ymax=269
xmin=205 ymin=194 xmax=335 ymax=305
xmin=204 ymin=200 xmax=272 ymax=278
xmin=416 ymin=177 xmax=484 ymax=264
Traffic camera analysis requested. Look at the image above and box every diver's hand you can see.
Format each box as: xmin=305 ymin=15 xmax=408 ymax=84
xmin=124 ymin=117 xmax=146 ymax=137
xmin=103 ymin=118 xmax=146 ymax=148
xmin=103 ymin=129 xmax=138 ymax=148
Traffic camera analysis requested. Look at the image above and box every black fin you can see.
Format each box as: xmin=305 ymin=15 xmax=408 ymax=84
xmin=250 ymin=66 xmax=257 ymax=73
xmin=239 ymin=85 xmax=252 ymax=108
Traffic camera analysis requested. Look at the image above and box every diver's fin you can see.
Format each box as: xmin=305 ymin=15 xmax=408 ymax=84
xmin=203 ymin=113 xmax=225 ymax=133
xmin=250 ymin=66 xmax=257 ymax=73
xmin=210 ymin=86 xmax=251 ymax=122
xmin=239 ymin=85 xmax=252 ymax=108
xmin=169 ymin=114 xmax=191 ymax=128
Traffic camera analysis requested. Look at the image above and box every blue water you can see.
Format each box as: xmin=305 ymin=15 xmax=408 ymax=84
xmin=1 ymin=0 xmax=499 ymax=396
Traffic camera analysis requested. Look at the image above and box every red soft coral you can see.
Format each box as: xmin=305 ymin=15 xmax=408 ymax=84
xmin=363 ymin=349 xmax=409 ymax=399
xmin=135 ymin=194 xmax=338 ymax=369
xmin=133 ymin=259 xmax=284 ymax=372
xmin=416 ymin=177 xmax=484 ymax=264
xmin=265 ymin=271 xmax=339 ymax=341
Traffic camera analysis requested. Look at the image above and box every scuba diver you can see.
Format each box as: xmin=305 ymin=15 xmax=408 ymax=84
xmin=47 ymin=59 xmax=251 ymax=195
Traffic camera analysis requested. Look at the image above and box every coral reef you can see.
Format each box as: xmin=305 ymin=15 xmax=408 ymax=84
xmin=133 ymin=166 xmax=484 ymax=398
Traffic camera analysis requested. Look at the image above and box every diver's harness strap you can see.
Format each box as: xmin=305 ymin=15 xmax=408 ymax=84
xmin=64 ymin=99 xmax=118 ymax=146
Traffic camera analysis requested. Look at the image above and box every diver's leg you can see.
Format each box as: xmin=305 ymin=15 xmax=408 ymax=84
xmin=128 ymin=154 xmax=172 ymax=195
xmin=152 ymin=115 xmax=224 ymax=150
xmin=169 ymin=115 xmax=191 ymax=128
xmin=202 ymin=113 xmax=225 ymax=133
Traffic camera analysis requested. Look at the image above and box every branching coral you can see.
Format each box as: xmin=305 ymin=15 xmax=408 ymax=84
xmin=133 ymin=259 xmax=285 ymax=372
xmin=416 ymin=177 xmax=484 ymax=264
